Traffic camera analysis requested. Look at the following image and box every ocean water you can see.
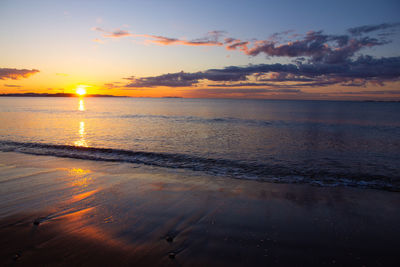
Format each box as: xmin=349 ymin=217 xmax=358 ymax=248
xmin=0 ymin=97 xmax=399 ymax=191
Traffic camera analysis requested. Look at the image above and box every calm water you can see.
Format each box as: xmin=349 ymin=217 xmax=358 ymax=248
xmin=0 ymin=97 xmax=399 ymax=190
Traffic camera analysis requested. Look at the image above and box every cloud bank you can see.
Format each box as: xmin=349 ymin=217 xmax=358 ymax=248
xmin=124 ymin=55 xmax=400 ymax=89
xmin=94 ymin=22 xmax=399 ymax=98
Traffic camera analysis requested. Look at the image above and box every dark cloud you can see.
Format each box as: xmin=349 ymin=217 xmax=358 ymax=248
xmin=190 ymin=88 xmax=302 ymax=95
xmin=106 ymin=30 xmax=132 ymax=38
xmin=331 ymin=90 xmax=400 ymax=95
xmin=242 ymin=31 xmax=389 ymax=64
xmin=347 ymin=23 xmax=400 ymax=36
xmin=125 ymin=66 xmax=258 ymax=88
xmin=208 ymin=82 xmax=278 ymax=87
xmin=0 ymin=68 xmax=39 ymax=80
xmin=92 ymin=27 xmax=132 ymax=38
xmin=226 ymin=40 xmax=249 ymax=51
xmin=206 ymin=84 xmax=302 ymax=93
xmin=125 ymin=72 xmax=201 ymax=88
xmin=124 ymin=55 xmax=400 ymax=89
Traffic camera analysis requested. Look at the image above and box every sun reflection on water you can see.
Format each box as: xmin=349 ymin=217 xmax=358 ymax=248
xmin=79 ymin=99 xmax=85 ymax=111
xmin=74 ymin=121 xmax=88 ymax=147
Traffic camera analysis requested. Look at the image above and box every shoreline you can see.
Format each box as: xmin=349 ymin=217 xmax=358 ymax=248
xmin=1 ymin=152 xmax=399 ymax=266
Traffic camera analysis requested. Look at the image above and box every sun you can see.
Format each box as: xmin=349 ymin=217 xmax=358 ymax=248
xmin=76 ymin=87 xmax=87 ymax=96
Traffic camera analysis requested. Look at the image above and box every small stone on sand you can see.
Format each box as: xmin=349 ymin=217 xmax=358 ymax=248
xmin=168 ymin=252 xmax=175 ymax=259
xmin=13 ymin=253 xmax=21 ymax=261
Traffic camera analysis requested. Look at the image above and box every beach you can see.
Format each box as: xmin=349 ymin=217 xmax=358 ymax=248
xmin=1 ymin=151 xmax=399 ymax=266
xmin=2 ymin=0 xmax=400 ymax=265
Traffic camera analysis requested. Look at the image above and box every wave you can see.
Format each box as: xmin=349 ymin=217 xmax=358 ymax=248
xmin=0 ymin=140 xmax=398 ymax=191
xmin=120 ymin=114 xmax=273 ymax=127
xmin=120 ymin=114 xmax=400 ymax=133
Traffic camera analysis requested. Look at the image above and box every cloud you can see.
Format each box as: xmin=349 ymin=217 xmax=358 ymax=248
xmin=105 ymin=30 xmax=132 ymax=38
xmin=92 ymin=22 xmax=398 ymax=62
xmin=103 ymin=83 xmax=123 ymax=89
xmin=92 ymin=27 xmax=132 ymax=38
xmin=125 ymin=72 xmax=202 ymax=88
xmin=93 ymin=38 xmax=104 ymax=44
xmin=187 ymin=88 xmax=303 ymax=98
xmin=124 ymin=55 xmax=400 ymax=89
xmin=0 ymin=68 xmax=39 ymax=80
xmin=4 ymin=84 xmax=21 ymax=87
xmin=220 ymin=23 xmax=399 ymax=64
xmin=331 ymin=90 xmax=400 ymax=95
xmin=93 ymin=27 xmax=225 ymax=46
xmin=225 ymin=40 xmax=249 ymax=51
xmin=347 ymin=22 xmax=400 ymax=36
xmin=143 ymin=35 xmax=223 ymax=46
xmin=141 ymin=31 xmax=224 ymax=46
xmin=241 ymin=30 xmax=389 ymax=64
xmin=193 ymin=88 xmax=301 ymax=94
xmin=208 ymin=82 xmax=279 ymax=87
xmin=196 ymin=87 xmax=301 ymax=93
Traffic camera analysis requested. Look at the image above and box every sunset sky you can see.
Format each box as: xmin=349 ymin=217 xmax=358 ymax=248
xmin=1 ymin=0 xmax=399 ymax=99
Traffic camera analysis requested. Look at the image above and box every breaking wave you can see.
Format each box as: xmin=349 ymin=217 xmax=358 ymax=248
xmin=1 ymin=140 xmax=398 ymax=192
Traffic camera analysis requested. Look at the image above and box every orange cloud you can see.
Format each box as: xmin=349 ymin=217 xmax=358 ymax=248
xmin=93 ymin=38 xmax=104 ymax=43
xmin=92 ymin=27 xmax=225 ymax=46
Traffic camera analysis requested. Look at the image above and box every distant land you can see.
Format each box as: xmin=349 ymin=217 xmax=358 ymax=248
xmin=0 ymin=93 xmax=127 ymax=97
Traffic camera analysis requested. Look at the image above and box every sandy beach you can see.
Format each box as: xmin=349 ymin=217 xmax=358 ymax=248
xmin=0 ymin=152 xmax=399 ymax=266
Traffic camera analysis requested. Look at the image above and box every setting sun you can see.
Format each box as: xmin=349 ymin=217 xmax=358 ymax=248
xmin=76 ymin=87 xmax=87 ymax=96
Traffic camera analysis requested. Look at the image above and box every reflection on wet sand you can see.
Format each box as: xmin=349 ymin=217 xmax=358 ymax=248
xmin=69 ymin=168 xmax=93 ymax=188
xmin=1 ymin=152 xmax=400 ymax=266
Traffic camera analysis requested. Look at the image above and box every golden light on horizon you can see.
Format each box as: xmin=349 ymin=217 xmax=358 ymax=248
xmin=76 ymin=87 xmax=87 ymax=96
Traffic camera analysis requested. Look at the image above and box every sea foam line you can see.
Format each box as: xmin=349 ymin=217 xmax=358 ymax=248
xmin=0 ymin=140 xmax=398 ymax=191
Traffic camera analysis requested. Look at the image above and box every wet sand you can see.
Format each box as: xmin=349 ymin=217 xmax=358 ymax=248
xmin=0 ymin=152 xmax=399 ymax=266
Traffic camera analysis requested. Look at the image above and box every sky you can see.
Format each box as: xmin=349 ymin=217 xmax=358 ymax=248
xmin=0 ymin=0 xmax=400 ymax=100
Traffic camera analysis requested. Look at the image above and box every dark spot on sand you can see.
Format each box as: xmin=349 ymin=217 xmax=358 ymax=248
xmin=168 ymin=252 xmax=175 ymax=259
xmin=13 ymin=253 xmax=21 ymax=261
xmin=33 ymin=217 xmax=46 ymax=226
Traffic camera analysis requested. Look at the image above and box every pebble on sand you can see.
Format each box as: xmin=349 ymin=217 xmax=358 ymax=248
xmin=168 ymin=252 xmax=175 ymax=259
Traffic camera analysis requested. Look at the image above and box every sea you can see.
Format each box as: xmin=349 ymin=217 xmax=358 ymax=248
xmin=0 ymin=97 xmax=399 ymax=191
